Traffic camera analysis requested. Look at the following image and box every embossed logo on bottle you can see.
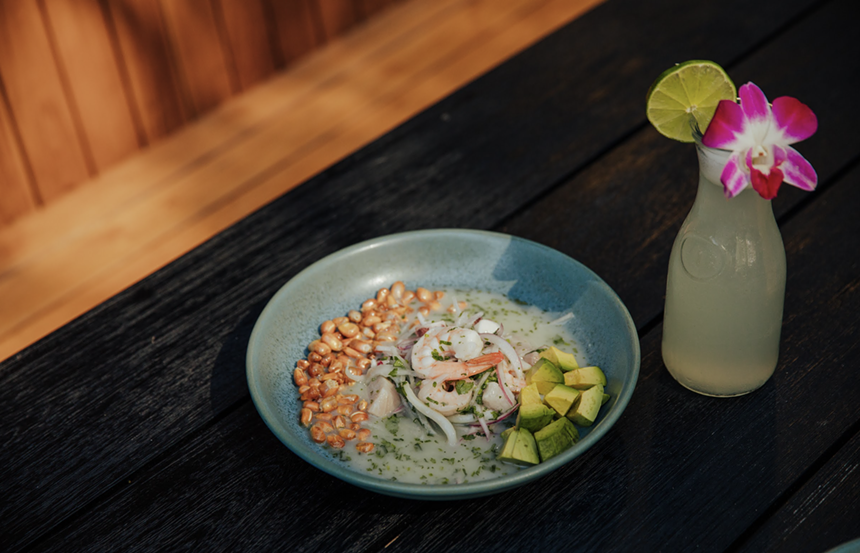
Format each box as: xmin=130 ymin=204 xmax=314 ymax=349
xmin=680 ymin=234 xmax=725 ymax=280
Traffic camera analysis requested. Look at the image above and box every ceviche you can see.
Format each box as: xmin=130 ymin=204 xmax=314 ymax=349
xmin=292 ymin=282 xmax=606 ymax=484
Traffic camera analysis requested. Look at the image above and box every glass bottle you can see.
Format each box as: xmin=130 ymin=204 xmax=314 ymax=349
xmin=661 ymin=134 xmax=786 ymax=397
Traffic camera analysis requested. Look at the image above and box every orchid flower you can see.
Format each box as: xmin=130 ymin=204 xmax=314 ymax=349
xmin=702 ymin=82 xmax=818 ymax=200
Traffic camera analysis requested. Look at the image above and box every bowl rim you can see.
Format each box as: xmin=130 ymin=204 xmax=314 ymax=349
xmin=246 ymin=228 xmax=640 ymax=500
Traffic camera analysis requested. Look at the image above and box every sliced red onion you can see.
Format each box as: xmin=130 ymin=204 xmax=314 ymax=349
xmin=375 ymin=344 xmax=399 ymax=356
xmin=480 ymin=333 xmax=524 ymax=379
xmin=344 ymin=366 xmax=365 ymax=382
xmin=478 ymin=417 xmax=492 ymax=441
xmin=494 ymin=364 xmax=516 ymax=407
xmin=450 ymin=292 xmax=461 ymax=316
xmin=402 ymin=384 xmax=457 ymax=446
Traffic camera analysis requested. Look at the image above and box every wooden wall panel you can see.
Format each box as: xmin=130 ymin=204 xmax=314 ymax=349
xmin=0 ymin=0 xmax=398 ymax=229
xmin=0 ymin=93 xmax=36 ymax=226
xmin=314 ymin=0 xmax=362 ymax=40
xmin=359 ymin=0 xmax=397 ymax=18
xmin=106 ymin=0 xmax=188 ymax=143
xmin=0 ymin=0 xmax=91 ymax=203
xmin=266 ymin=0 xmax=324 ymax=67
xmin=41 ymin=0 xmax=143 ymax=172
xmin=159 ymin=0 xmax=236 ymax=116
xmin=215 ymin=0 xmax=277 ymax=91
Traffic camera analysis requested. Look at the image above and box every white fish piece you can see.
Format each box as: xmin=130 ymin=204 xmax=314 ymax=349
xmin=474 ymin=318 xmax=500 ymax=334
xmin=367 ymin=373 xmax=401 ymax=418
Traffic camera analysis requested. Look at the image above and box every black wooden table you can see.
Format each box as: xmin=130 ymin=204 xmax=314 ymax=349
xmin=3 ymin=0 xmax=859 ymax=551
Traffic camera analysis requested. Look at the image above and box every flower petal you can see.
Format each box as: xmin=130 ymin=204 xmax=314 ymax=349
xmin=702 ymin=99 xmax=746 ymax=149
xmin=739 ymin=82 xmax=771 ymax=123
xmin=778 ymin=145 xmax=818 ymax=191
xmin=720 ymin=152 xmax=749 ymax=198
xmin=772 ymin=96 xmax=818 ymax=144
xmin=750 ymin=166 xmax=783 ymax=200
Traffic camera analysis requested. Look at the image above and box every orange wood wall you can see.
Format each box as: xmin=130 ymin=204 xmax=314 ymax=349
xmin=0 ymin=0 xmax=400 ymax=227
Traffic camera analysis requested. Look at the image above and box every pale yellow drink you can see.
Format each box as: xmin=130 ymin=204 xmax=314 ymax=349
xmin=662 ymin=141 xmax=786 ymax=397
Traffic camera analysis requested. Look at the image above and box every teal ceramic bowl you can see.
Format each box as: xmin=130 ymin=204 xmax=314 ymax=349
xmin=246 ymin=229 xmax=639 ymax=500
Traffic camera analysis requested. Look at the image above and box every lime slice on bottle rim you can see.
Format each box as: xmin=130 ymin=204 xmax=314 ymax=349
xmin=646 ymin=60 xmax=737 ymax=143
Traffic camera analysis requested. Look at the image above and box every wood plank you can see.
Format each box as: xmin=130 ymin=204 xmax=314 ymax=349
xmin=0 ymin=0 xmax=91 ymax=201
xmin=214 ymin=0 xmax=277 ymax=91
xmin=737 ymin=427 xmax=860 ymax=553
xmin=0 ymin=0 xmax=850 ymax=550
xmin=159 ymin=0 xmax=237 ymax=116
xmin=0 ymin=87 xmax=36 ymax=225
xmin=314 ymin=0 xmax=362 ymax=40
xmin=41 ymin=0 xmax=142 ymax=173
xmin=32 ymin=402 xmax=420 ymax=552
xmin=359 ymin=0 xmax=399 ymax=18
xmin=105 ymin=0 xmax=188 ymax=143
xmin=265 ymin=0 xmax=324 ymax=67
xmin=0 ymin=0 xmax=601 ymax=361
xmin=0 ymin=0 xmax=465 ymax=276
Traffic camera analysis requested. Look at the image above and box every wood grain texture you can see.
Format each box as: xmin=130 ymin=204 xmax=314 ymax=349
xmin=0 ymin=0 xmax=394 ymax=219
xmin=734 ymin=170 xmax=860 ymax=553
xmin=359 ymin=0 xmax=399 ymax=18
xmin=314 ymin=0 xmax=362 ymax=40
xmin=106 ymin=0 xmax=188 ymax=142
xmin=214 ymin=0 xmax=277 ymax=90
xmin=265 ymin=0 xmax=324 ymax=67
xmin=0 ymin=0 xmax=91 ymax=202
xmin=159 ymin=0 xmax=236 ymax=116
xmin=0 ymin=0 xmax=603 ymax=362
xmin=0 ymin=88 xmax=35 ymax=225
xmin=40 ymin=0 xmax=142 ymax=172
xmin=2 ymin=0 xmax=856 ymax=551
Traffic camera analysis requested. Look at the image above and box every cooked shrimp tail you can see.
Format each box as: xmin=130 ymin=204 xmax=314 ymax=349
xmin=421 ymin=351 xmax=505 ymax=381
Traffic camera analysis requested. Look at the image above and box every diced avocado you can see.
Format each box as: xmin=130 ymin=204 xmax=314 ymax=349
xmin=539 ymin=346 xmax=580 ymax=372
xmin=567 ymin=384 xmax=604 ymax=426
xmin=543 ymin=384 xmax=581 ymax=417
xmin=601 ymin=393 xmax=610 ymax=406
xmin=517 ymin=402 xmax=555 ymax=433
xmin=526 ymin=358 xmax=564 ymax=395
xmin=501 ymin=427 xmax=516 ymax=440
xmin=534 ymin=418 xmax=580 ymax=462
xmin=499 ymin=427 xmax=518 ymax=459
xmin=519 ymin=382 xmax=543 ymax=407
xmin=512 ymin=428 xmax=540 ymax=466
xmin=563 ymin=366 xmax=607 ymax=389
xmin=498 ymin=428 xmax=540 ymax=466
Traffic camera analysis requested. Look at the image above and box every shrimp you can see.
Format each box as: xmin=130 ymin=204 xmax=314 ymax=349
xmin=417 ymin=379 xmax=473 ymax=416
xmin=411 ymin=323 xmax=504 ymax=381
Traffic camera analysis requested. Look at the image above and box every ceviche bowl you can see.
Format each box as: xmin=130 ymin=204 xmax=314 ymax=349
xmin=246 ymin=229 xmax=640 ymax=500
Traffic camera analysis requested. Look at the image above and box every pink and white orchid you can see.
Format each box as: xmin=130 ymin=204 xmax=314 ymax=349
xmin=702 ymin=82 xmax=818 ymax=200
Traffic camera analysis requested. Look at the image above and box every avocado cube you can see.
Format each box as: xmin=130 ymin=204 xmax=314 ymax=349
xmin=517 ymin=403 xmax=555 ymax=433
xmin=519 ymin=383 xmax=543 ymax=407
xmin=543 ymin=384 xmax=581 ymax=417
xmin=498 ymin=428 xmax=539 ymax=467
xmin=539 ymin=346 xmax=580 ymax=371
xmin=563 ymin=366 xmax=607 ymax=389
xmin=567 ymin=384 xmax=604 ymax=426
xmin=526 ymin=358 xmax=564 ymax=395
xmin=534 ymin=418 xmax=580 ymax=462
